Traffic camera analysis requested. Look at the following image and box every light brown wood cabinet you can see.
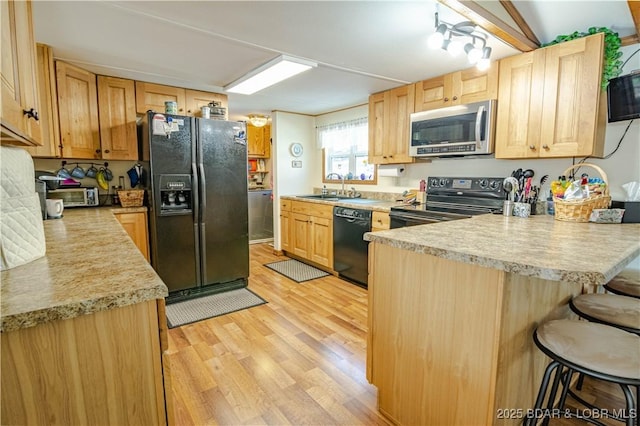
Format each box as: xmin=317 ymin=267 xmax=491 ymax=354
xmin=368 ymin=85 xmax=415 ymax=165
xmin=114 ymin=210 xmax=150 ymax=262
xmin=286 ymin=200 xmax=333 ymax=268
xmin=25 ymin=44 xmax=61 ymax=158
xmin=495 ymin=33 xmax=606 ymax=159
xmin=185 ymin=89 xmax=228 ymax=118
xmin=135 ymin=82 xmax=228 ymax=118
xmin=414 ymin=66 xmax=498 ymax=112
xmin=371 ymin=211 xmax=390 ymax=232
xmin=1 ymin=300 xmax=170 ymax=425
xmin=247 ymin=123 xmax=271 ymax=158
xmin=1 ymin=0 xmax=42 ymax=146
xmin=56 ymin=61 xmax=101 ymax=159
xmin=279 ymin=199 xmax=291 ymax=252
xmin=98 ymin=76 xmax=138 ymax=160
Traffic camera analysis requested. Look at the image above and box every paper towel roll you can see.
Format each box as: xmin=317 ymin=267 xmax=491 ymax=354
xmin=377 ymin=165 xmax=405 ymax=177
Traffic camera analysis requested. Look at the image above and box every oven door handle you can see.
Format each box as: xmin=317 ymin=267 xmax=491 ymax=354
xmin=475 ymin=105 xmax=485 ymax=150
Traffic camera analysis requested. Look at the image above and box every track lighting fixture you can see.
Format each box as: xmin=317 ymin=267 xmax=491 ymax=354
xmin=427 ymin=12 xmax=492 ymax=70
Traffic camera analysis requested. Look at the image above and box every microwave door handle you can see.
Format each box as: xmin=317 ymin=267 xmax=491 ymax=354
xmin=475 ymin=105 xmax=485 ymax=149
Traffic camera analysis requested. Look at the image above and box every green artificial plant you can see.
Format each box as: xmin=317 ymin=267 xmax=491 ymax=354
xmin=543 ymin=27 xmax=622 ymax=90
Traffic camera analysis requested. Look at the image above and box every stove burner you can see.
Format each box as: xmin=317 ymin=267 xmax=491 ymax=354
xmin=390 ymin=176 xmax=505 ymax=228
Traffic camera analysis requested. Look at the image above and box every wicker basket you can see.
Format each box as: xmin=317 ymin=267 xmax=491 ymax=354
xmin=118 ymin=189 xmax=145 ymax=207
xmin=553 ymin=163 xmax=610 ymax=222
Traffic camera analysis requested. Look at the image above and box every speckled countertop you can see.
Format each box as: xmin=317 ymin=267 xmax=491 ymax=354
xmin=281 ymin=195 xmax=399 ymax=212
xmin=365 ymin=214 xmax=640 ymax=286
xmin=1 ymin=206 xmax=168 ymax=333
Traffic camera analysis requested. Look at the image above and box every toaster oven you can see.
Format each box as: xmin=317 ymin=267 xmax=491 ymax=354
xmin=46 ymin=187 xmax=99 ymax=207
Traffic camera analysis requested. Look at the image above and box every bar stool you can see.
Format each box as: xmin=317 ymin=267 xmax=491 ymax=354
xmin=569 ymin=293 xmax=640 ymax=335
xmin=605 ymin=269 xmax=640 ymax=299
xmin=525 ymin=320 xmax=640 ymax=426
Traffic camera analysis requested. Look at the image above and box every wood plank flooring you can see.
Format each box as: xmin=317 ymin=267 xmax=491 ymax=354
xmin=166 ymin=243 xmax=629 ymax=425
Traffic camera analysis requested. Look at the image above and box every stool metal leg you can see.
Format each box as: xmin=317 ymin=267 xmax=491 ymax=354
xmin=525 ymin=361 xmax=562 ymax=426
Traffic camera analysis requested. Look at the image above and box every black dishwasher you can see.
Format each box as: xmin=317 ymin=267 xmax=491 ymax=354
xmin=333 ymin=206 xmax=372 ymax=288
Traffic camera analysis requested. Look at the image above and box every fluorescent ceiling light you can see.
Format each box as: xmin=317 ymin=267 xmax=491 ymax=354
xmin=225 ymin=55 xmax=317 ymax=95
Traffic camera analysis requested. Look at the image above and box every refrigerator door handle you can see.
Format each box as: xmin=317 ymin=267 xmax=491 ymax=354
xmin=198 ymin=162 xmax=206 ymax=216
xmin=191 ymin=162 xmax=201 ymax=286
xmin=200 ymin=222 xmax=207 ymax=282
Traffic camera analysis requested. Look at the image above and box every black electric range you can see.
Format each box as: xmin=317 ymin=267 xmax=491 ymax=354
xmin=390 ymin=177 xmax=505 ymax=228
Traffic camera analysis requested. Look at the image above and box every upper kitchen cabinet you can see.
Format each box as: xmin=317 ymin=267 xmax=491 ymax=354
xmin=1 ymin=0 xmax=42 ymax=146
xmin=135 ymin=82 xmax=228 ymax=118
xmin=496 ymin=33 xmax=606 ymax=159
xmin=368 ymin=85 xmax=415 ymax=165
xmin=185 ymin=89 xmax=228 ymax=118
xmin=135 ymin=81 xmax=186 ymax=115
xmin=414 ymin=66 xmax=498 ymax=112
xmin=247 ymin=124 xmax=271 ymax=158
xmin=97 ymin=76 xmax=138 ymax=160
xmin=56 ymin=61 xmax=101 ymax=159
xmin=25 ymin=44 xmax=61 ymax=158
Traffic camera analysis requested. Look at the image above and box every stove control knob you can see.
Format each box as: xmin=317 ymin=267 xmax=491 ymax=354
xmin=439 ymin=178 xmax=447 ymax=187
xmin=478 ymin=179 xmax=488 ymax=188
xmin=489 ymin=180 xmax=500 ymax=190
xmin=430 ymin=178 xmax=439 ymax=187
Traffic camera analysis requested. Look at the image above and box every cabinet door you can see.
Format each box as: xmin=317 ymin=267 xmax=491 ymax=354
xmin=368 ymin=92 xmax=386 ymax=164
xmin=280 ymin=209 xmax=291 ymax=252
xmin=385 ymin=84 xmax=415 ymax=164
xmin=309 ymin=216 xmax=332 ymax=268
xmin=495 ymin=50 xmax=546 ymax=159
xmin=184 ymin=89 xmax=228 ymax=118
xmin=247 ymin=123 xmax=271 ymax=158
xmin=114 ymin=211 xmax=150 ymax=262
xmin=539 ymin=34 xmax=605 ymax=158
xmin=135 ymin=81 xmax=186 ymax=115
xmin=26 ymin=44 xmax=61 ymax=158
xmin=1 ymin=0 xmax=42 ymax=146
xmin=98 ymin=76 xmax=138 ymax=160
xmin=290 ymin=212 xmax=311 ymax=259
xmin=455 ymin=66 xmax=498 ymax=105
xmin=56 ymin=61 xmax=101 ymax=159
xmin=262 ymin=125 xmax=271 ymax=158
xmin=414 ymin=74 xmax=452 ymax=111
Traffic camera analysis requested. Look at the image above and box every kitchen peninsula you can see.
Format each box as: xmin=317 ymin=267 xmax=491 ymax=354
xmin=1 ymin=207 xmax=171 ymax=425
xmin=364 ymin=214 xmax=640 ymax=426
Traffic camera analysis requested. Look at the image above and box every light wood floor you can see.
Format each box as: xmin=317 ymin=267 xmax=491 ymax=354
xmin=166 ymin=243 xmax=629 ymax=426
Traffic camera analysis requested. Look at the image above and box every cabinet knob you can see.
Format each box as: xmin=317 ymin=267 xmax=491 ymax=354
xmin=23 ymin=108 xmax=39 ymax=121
xmin=187 ymin=110 xmax=192 ymax=113
xmin=95 ymin=149 xmax=101 ymax=153
xmin=452 ymin=96 xmax=458 ymax=101
xmin=179 ymin=108 xmax=184 ymax=112
xmin=542 ymin=144 xmax=549 ymax=150
xmin=529 ymin=145 xmax=536 ymax=150
xmin=444 ymin=97 xmax=449 ymax=102
xmin=104 ymin=149 xmax=110 ymax=154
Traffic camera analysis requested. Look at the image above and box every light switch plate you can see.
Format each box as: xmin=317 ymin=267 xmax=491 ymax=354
xmin=291 ymin=160 xmax=302 ymax=168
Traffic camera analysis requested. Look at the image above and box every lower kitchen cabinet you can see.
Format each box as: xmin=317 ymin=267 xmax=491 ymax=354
xmin=286 ymin=200 xmax=333 ymax=269
xmin=371 ymin=211 xmax=390 ymax=232
xmin=114 ymin=210 xmax=150 ymax=262
xmin=280 ymin=199 xmax=291 ymax=252
xmin=1 ymin=299 xmax=171 ymax=425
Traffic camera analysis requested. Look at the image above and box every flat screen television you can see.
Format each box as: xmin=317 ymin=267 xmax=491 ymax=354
xmin=607 ymin=72 xmax=640 ymax=123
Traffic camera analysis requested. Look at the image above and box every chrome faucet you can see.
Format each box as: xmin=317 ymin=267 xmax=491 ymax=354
xmin=326 ymin=173 xmax=345 ymax=195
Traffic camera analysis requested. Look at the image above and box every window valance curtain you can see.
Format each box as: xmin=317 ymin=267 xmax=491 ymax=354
xmin=316 ymin=117 xmax=368 ymax=150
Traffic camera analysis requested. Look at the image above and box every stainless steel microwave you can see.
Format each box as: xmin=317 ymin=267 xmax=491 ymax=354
xmin=46 ymin=187 xmax=99 ymax=207
xmin=409 ymin=99 xmax=496 ymax=157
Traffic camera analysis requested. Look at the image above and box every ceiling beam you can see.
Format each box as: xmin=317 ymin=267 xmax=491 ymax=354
xmin=625 ymin=0 xmax=640 ymax=46
xmin=437 ymin=0 xmax=539 ymax=52
xmin=498 ymin=0 xmax=540 ymax=46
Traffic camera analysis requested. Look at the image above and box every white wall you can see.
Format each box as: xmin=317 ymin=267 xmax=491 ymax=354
xmin=271 ymin=111 xmax=316 ymax=249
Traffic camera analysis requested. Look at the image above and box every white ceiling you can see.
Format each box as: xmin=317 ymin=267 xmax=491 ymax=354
xmin=32 ymin=1 xmax=637 ymax=122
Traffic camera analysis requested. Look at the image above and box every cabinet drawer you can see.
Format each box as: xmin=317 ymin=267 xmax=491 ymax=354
xmin=291 ymin=201 xmax=333 ymax=219
xmin=372 ymin=211 xmax=390 ymax=230
xmin=280 ymin=199 xmax=291 ymax=211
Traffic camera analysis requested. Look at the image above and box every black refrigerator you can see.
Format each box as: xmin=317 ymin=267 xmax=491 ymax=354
xmin=141 ymin=111 xmax=249 ymax=302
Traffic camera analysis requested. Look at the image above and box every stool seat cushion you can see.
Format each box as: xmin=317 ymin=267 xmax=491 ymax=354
xmin=571 ymin=293 xmax=640 ymax=330
xmin=536 ymin=320 xmax=640 ymax=380
xmin=606 ymin=269 xmax=640 ymax=298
